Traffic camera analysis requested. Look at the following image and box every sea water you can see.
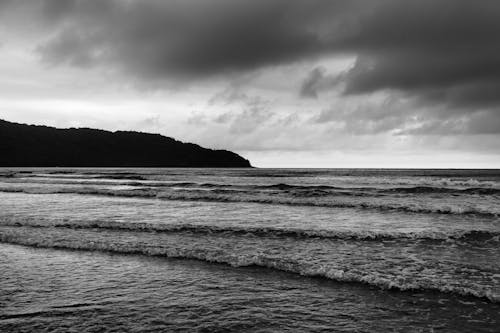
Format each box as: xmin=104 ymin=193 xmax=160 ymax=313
xmin=0 ymin=168 xmax=499 ymax=332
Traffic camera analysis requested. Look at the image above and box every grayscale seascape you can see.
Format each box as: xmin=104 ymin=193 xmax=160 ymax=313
xmin=1 ymin=168 xmax=499 ymax=332
xmin=2 ymin=0 xmax=500 ymax=331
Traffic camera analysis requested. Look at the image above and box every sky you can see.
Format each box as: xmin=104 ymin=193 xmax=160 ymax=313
xmin=0 ymin=0 xmax=499 ymax=168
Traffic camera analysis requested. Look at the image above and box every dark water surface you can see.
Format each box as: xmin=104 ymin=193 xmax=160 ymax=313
xmin=1 ymin=168 xmax=499 ymax=332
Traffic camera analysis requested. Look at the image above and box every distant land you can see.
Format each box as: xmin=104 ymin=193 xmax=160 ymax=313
xmin=0 ymin=119 xmax=251 ymax=167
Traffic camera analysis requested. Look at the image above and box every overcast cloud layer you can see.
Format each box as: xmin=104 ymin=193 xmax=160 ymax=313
xmin=0 ymin=0 xmax=499 ymax=167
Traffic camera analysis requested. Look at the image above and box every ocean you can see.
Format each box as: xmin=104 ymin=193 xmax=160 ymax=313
xmin=0 ymin=168 xmax=499 ymax=332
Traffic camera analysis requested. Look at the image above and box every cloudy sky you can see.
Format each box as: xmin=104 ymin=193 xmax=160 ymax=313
xmin=1 ymin=0 xmax=499 ymax=167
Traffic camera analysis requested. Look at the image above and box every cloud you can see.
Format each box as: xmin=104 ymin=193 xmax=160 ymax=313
xmin=396 ymin=109 xmax=500 ymax=136
xmin=32 ymin=1 xmax=500 ymax=107
xmin=208 ymin=87 xmax=269 ymax=108
xmin=31 ymin=0 xmax=345 ymax=80
xmin=299 ymin=66 xmax=341 ymax=98
xmin=336 ymin=0 xmax=500 ymax=115
xmin=0 ymin=0 xmax=369 ymax=81
xmin=203 ymin=88 xmax=274 ymax=134
xmin=2 ymin=0 xmax=500 ymax=139
xmin=311 ymin=94 xmax=414 ymax=134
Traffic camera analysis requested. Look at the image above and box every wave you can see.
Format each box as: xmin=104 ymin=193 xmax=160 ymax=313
xmin=381 ymin=186 xmax=500 ymax=195
xmin=0 ymin=172 xmax=16 ymax=178
xmin=2 ymin=219 xmax=499 ymax=244
xmin=3 ymin=172 xmax=150 ymax=181
xmin=0 ymin=185 xmax=498 ymax=217
xmin=95 ymin=174 xmax=147 ymax=180
xmin=4 ymin=174 xmax=500 ymax=196
xmin=154 ymin=190 xmax=500 ymax=217
xmin=0 ymin=231 xmax=497 ymax=303
xmin=318 ymin=176 xmax=500 ymax=189
xmin=3 ymin=169 xmax=499 ymax=187
xmin=0 ymin=178 xmax=180 ymax=188
xmin=258 ymin=183 xmax=500 ymax=196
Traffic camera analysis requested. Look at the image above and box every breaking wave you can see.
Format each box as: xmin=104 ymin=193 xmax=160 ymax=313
xmin=0 ymin=230 xmax=497 ymax=303
xmin=1 ymin=185 xmax=497 ymax=217
xmin=3 ymin=176 xmax=500 ymax=194
xmin=2 ymin=218 xmax=499 ymax=244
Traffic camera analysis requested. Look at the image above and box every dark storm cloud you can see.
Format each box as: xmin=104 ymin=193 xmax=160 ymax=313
xmin=336 ymin=0 xmax=500 ymax=113
xmin=33 ymin=0 xmax=347 ymax=79
xmin=33 ymin=1 xmax=500 ymax=81
xmin=5 ymin=0 xmax=500 ymax=123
